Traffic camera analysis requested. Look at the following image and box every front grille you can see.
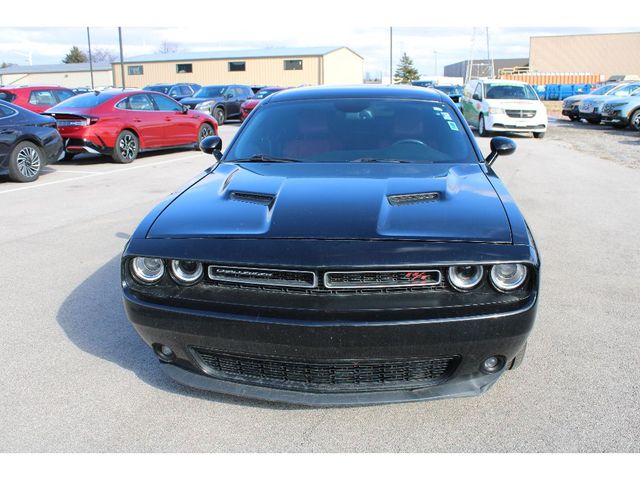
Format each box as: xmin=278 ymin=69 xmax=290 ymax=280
xmin=208 ymin=265 xmax=317 ymax=288
xmin=192 ymin=348 xmax=460 ymax=391
xmin=505 ymin=109 xmax=536 ymax=118
xmin=325 ymin=270 xmax=442 ymax=289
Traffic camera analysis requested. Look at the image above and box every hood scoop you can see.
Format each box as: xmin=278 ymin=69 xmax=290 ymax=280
xmin=387 ymin=192 xmax=440 ymax=206
xmin=230 ymin=191 xmax=275 ymax=207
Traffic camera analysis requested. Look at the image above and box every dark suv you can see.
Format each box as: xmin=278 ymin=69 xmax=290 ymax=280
xmin=143 ymin=83 xmax=201 ymax=101
xmin=179 ymin=84 xmax=252 ymax=124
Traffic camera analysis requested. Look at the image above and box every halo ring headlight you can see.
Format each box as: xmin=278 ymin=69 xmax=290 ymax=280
xmin=490 ymin=263 xmax=528 ymax=292
xmin=131 ymin=257 xmax=165 ymax=284
xmin=170 ymin=260 xmax=204 ymax=285
xmin=447 ymin=265 xmax=484 ymax=291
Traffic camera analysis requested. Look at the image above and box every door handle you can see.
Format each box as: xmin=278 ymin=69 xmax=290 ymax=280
xmin=133 ymin=118 xmax=142 ymax=123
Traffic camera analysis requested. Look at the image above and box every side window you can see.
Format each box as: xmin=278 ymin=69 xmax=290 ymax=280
xmin=0 ymin=105 xmax=17 ymax=118
xmin=234 ymin=87 xmax=246 ymax=98
xmin=473 ymin=84 xmax=483 ymax=100
xmin=176 ymin=63 xmax=193 ymax=74
xmin=179 ymin=85 xmax=191 ymax=96
xmin=225 ymin=87 xmax=235 ymax=99
xmin=152 ymin=94 xmax=182 ymax=112
xmin=119 ymin=94 xmax=155 ymax=111
xmin=128 ymin=65 xmax=144 ymax=75
xmin=29 ymin=90 xmax=58 ymax=106
xmin=284 ymin=59 xmax=303 ymax=70
xmin=55 ymin=90 xmax=75 ymax=102
xmin=228 ymin=61 xmax=246 ymax=72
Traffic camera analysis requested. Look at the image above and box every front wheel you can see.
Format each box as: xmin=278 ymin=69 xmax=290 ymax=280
xmin=533 ymin=132 xmax=545 ymax=139
xmin=630 ymin=110 xmax=640 ymax=131
xmin=213 ymin=107 xmax=225 ymax=126
xmin=8 ymin=141 xmax=43 ymax=182
xmin=478 ymin=115 xmax=489 ymax=137
xmin=569 ymin=115 xmax=579 ymax=121
xmin=112 ymin=130 xmax=138 ymax=164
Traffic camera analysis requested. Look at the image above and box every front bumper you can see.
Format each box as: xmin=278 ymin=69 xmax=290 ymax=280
xmin=562 ymin=105 xmax=579 ymax=118
xmin=485 ymin=113 xmax=547 ymax=133
xmin=123 ymin=289 xmax=537 ymax=406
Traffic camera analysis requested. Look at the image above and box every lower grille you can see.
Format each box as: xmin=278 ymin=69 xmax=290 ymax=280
xmin=505 ymin=109 xmax=536 ymax=118
xmin=191 ymin=348 xmax=460 ymax=392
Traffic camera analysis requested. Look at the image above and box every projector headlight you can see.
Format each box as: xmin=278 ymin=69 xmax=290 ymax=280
xmin=448 ymin=265 xmax=484 ymax=291
xmin=170 ymin=260 xmax=204 ymax=285
xmin=490 ymin=263 xmax=528 ymax=292
xmin=130 ymin=257 xmax=165 ymax=284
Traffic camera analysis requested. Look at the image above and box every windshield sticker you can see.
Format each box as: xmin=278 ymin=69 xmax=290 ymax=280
xmin=447 ymin=121 xmax=459 ymax=131
xmin=442 ymin=112 xmax=452 ymax=121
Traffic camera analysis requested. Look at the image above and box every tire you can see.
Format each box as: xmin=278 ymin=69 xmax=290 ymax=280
xmin=198 ymin=123 xmax=215 ymax=142
xmin=112 ymin=130 xmax=139 ymax=164
xmin=213 ymin=107 xmax=225 ymax=126
xmin=478 ymin=114 xmax=489 ymax=137
xmin=630 ymin=109 xmax=640 ymax=131
xmin=587 ymin=118 xmax=601 ymax=125
xmin=569 ymin=115 xmax=579 ymax=122
xmin=533 ymin=132 xmax=545 ymax=139
xmin=8 ymin=141 xmax=44 ymax=183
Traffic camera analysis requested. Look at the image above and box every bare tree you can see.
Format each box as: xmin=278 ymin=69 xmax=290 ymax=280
xmin=156 ymin=41 xmax=179 ymax=54
xmin=84 ymin=48 xmax=117 ymax=63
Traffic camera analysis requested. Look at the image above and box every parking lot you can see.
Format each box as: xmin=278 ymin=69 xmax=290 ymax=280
xmin=1 ymin=119 xmax=639 ymax=453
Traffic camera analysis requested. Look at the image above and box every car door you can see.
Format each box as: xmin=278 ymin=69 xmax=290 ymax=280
xmin=223 ymin=86 xmax=240 ymax=118
xmin=465 ymin=83 xmax=484 ymax=127
xmin=0 ymin=105 xmax=19 ymax=165
xmin=118 ymin=93 xmax=165 ymax=149
xmin=149 ymin=93 xmax=194 ymax=146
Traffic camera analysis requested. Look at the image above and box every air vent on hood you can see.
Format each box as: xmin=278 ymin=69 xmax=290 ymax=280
xmin=230 ymin=191 xmax=275 ymax=207
xmin=387 ymin=192 xmax=440 ymax=206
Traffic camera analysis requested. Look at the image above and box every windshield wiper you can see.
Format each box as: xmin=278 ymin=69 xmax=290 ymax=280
xmin=349 ymin=158 xmax=410 ymax=163
xmin=232 ymin=154 xmax=302 ymax=163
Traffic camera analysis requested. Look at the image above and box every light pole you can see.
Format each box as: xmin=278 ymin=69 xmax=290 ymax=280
xmin=118 ymin=27 xmax=125 ymax=89
xmin=434 ymin=50 xmax=438 ymax=76
xmin=389 ymin=26 xmax=393 ymax=84
xmin=87 ymin=27 xmax=94 ymax=90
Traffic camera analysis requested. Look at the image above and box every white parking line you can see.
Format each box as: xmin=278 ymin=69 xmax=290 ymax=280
xmin=53 ymin=169 xmax=107 ymax=175
xmin=0 ymin=153 xmax=208 ymax=195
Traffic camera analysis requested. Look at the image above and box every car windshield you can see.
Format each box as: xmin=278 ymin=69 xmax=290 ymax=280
xmin=54 ymin=93 xmax=111 ymax=108
xmin=436 ymin=86 xmax=463 ymax=95
xmin=485 ymin=84 xmax=538 ymax=100
xmin=194 ymin=86 xmax=226 ymax=98
xmin=145 ymin=85 xmax=170 ymax=94
xmin=226 ymin=98 xmax=476 ymax=164
xmin=591 ymin=84 xmax=616 ymax=95
xmin=254 ymin=89 xmax=281 ymax=99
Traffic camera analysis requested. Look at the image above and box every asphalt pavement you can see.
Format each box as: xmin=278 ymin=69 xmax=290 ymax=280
xmin=1 ymin=121 xmax=638 ymax=452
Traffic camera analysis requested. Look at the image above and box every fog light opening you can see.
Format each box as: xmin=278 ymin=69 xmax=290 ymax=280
xmin=480 ymin=355 xmax=505 ymax=374
xmin=154 ymin=344 xmax=176 ymax=362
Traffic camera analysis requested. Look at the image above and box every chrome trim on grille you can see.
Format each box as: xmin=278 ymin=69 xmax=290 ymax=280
xmin=208 ymin=265 xmax=317 ymax=288
xmin=324 ymin=270 xmax=442 ymax=289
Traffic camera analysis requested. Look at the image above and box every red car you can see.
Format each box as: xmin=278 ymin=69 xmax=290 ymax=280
xmin=0 ymin=86 xmax=76 ymax=114
xmin=45 ymin=89 xmax=218 ymax=163
xmin=240 ymin=87 xmax=288 ymax=121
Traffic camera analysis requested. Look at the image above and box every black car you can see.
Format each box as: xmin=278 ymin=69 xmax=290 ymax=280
xmin=179 ymin=84 xmax=252 ymax=124
xmin=143 ymin=83 xmax=201 ymax=101
xmin=121 ymin=85 xmax=540 ymax=406
xmin=0 ymin=100 xmax=63 ymax=182
xmin=433 ymin=85 xmax=463 ymax=104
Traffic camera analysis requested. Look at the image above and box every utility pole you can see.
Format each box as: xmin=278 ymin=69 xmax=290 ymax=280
xmin=118 ymin=27 xmax=125 ymax=89
xmin=389 ymin=26 xmax=393 ymax=84
xmin=87 ymin=27 xmax=94 ymax=90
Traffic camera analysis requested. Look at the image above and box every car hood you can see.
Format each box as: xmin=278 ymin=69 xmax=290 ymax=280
xmin=484 ymin=99 xmax=544 ymax=111
xmin=603 ymin=95 xmax=640 ymax=107
xmin=181 ymin=96 xmax=222 ymax=106
xmin=147 ymin=162 xmax=512 ymax=243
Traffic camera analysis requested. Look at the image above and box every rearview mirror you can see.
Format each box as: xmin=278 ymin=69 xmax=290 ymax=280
xmin=485 ymin=136 xmax=516 ymax=167
xmin=200 ymin=135 xmax=223 ymax=160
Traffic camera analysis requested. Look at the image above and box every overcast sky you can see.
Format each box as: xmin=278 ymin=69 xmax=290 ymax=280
xmin=1 ymin=26 xmax=636 ymax=80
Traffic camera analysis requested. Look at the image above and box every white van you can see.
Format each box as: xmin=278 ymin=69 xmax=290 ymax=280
xmin=460 ymin=79 xmax=548 ymax=138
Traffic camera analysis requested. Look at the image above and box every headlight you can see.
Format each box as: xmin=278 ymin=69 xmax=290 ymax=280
xmin=448 ymin=265 xmax=483 ymax=291
xmin=195 ymin=101 xmax=213 ymax=110
xmin=131 ymin=257 xmax=165 ymax=284
xmin=607 ymin=103 xmax=626 ymax=109
xmin=169 ymin=260 xmax=204 ymax=285
xmin=490 ymin=264 xmax=528 ymax=292
xmin=488 ymin=107 xmax=505 ymax=114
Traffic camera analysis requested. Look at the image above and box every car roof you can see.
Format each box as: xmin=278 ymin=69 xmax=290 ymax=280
xmin=0 ymin=85 xmax=72 ymax=90
xmin=268 ymin=85 xmax=445 ymax=103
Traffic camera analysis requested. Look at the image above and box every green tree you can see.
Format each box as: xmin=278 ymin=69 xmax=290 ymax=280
xmin=62 ymin=46 xmax=88 ymax=64
xmin=393 ymin=52 xmax=420 ymax=84
xmin=1 ymin=61 xmax=17 ymax=68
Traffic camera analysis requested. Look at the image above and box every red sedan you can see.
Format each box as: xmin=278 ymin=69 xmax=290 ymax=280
xmin=240 ymin=87 xmax=288 ymax=122
xmin=45 ymin=89 xmax=218 ymax=163
xmin=0 ymin=86 xmax=76 ymax=114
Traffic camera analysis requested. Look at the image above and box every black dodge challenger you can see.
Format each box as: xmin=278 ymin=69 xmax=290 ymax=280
xmin=122 ymin=85 xmax=540 ymax=406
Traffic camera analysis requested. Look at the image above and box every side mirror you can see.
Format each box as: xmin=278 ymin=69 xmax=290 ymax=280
xmin=181 ymin=104 xmax=189 ymax=114
xmin=485 ymin=136 xmax=516 ymax=167
xmin=200 ymin=135 xmax=223 ymax=160
xmin=472 ymin=93 xmax=481 ymax=101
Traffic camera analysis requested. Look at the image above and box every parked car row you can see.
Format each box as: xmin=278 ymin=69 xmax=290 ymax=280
xmin=562 ymin=81 xmax=640 ymax=130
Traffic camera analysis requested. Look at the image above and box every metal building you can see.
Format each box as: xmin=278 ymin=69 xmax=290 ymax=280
xmin=112 ymin=46 xmax=364 ymax=88
xmin=443 ymin=58 xmax=529 ymax=83
xmin=529 ymin=32 xmax=640 ymax=79
xmin=0 ymin=63 xmax=113 ymax=88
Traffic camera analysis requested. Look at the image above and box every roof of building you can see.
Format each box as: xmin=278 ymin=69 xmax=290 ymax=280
xmin=117 ymin=46 xmax=363 ymax=64
xmin=0 ymin=63 xmax=112 ymax=75
xmin=444 ymin=58 xmax=529 ymax=68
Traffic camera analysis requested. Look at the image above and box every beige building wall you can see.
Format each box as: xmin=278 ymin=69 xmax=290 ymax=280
xmin=112 ymin=48 xmax=364 ymax=88
xmin=322 ymin=48 xmax=363 ymax=85
xmin=0 ymin=70 xmax=113 ymax=88
xmin=530 ymin=32 xmax=640 ymax=79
